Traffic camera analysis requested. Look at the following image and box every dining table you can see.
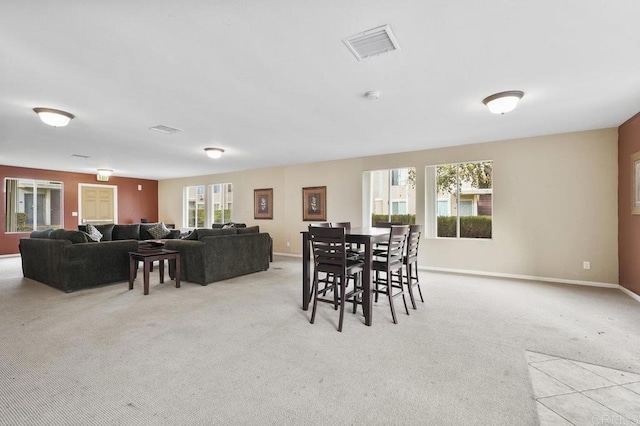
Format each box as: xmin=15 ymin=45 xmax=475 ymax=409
xmin=301 ymin=226 xmax=390 ymax=326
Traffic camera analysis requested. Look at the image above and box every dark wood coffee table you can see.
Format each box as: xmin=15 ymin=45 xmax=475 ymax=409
xmin=129 ymin=249 xmax=180 ymax=295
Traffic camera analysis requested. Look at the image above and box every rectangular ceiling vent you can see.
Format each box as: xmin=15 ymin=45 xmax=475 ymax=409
xmin=150 ymin=124 xmax=182 ymax=134
xmin=69 ymin=154 xmax=90 ymax=159
xmin=343 ymin=24 xmax=400 ymax=61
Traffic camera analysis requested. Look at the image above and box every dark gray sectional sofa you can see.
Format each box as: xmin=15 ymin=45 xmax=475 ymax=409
xmin=20 ymin=232 xmax=138 ymax=293
xmin=164 ymin=226 xmax=271 ymax=285
xmin=20 ymin=223 xmax=180 ymax=292
xmin=20 ymin=224 xmax=271 ymax=292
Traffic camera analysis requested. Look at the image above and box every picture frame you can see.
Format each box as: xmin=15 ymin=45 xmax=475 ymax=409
xmin=302 ymin=186 xmax=326 ymax=221
xmin=632 ymin=151 xmax=640 ymax=215
xmin=254 ymin=188 xmax=273 ymax=220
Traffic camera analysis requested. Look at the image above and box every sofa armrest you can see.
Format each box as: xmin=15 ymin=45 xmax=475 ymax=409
xmin=164 ymin=240 xmax=205 ymax=283
xmin=64 ymin=240 xmax=139 ymax=290
xmin=19 ymin=238 xmax=70 ymax=291
xmin=199 ymin=233 xmax=271 ymax=283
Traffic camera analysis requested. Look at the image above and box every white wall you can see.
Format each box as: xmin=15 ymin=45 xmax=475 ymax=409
xmin=159 ymin=128 xmax=619 ymax=284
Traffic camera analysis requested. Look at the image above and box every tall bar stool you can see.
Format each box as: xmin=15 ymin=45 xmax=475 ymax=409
xmin=309 ymin=226 xmax=364 ymax=332
xmin=309 ymin=223 xmax=333 ymax=296
xmin=372 ymin=225 xmax=409 ymax=324
xmin=403 ymin=224 xmax=424 ymax=309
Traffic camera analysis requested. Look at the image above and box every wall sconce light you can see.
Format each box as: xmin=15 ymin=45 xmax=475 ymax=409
xmin=204 ymin=147 xmax=225 ymax=159
xmin=97 ymin=169 xmax=113 ymax=181
xmin=33 ymin=107 xmax=75 ymax=127
xmin=482 ymin=91 xmax=524 ymax=114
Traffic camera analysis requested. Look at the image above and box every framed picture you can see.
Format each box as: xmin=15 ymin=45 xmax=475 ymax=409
xmin=302 ymin=186 xmax=326 ymax=221
xmin=633 ymin=151 xmax=640 ymax=215
xmin=254 ymin=188 xmax=273 ymax=220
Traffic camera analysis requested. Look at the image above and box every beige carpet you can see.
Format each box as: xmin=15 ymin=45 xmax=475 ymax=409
xmin=0 ymin=255 xmax=638 ymax=425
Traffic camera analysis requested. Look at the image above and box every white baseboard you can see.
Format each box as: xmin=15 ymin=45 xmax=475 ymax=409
xmin=421 ymin=266 xmax=619 ymax=288
xmin=0 ymin=254 xmax=20 ymax=259
xmin=422 ymin=266 xmax=640 ymax=303
xmin=272 ymin=254 xmax=640 ymax=303
xmin=273 ymin=252 xmax=301 ymax=258
xmin=619 ymin=285 xmax=640 ymax=303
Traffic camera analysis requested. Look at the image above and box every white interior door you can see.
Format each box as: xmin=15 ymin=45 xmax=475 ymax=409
xmin=79 ymin=184 xmax=118 ymax=225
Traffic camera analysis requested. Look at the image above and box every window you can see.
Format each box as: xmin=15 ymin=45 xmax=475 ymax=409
xmin=184 ymin=185 xmax=206 ymax=228
xmin=5 ymin=178 xmax=63 ymax=233
xmin=425 ymin=161 xmax=492 ymax=239
xmin=392 ymin=201 xmax=407 ymax=214
xmin=183 ymin=183 xmax=233 ymax=228
xmin=437 ymin=199 xmax=450 ymax=217
xmin=211 ymin=183 xmax=233 ymax=224
xmin=364 ymin=167 xmax=416 ymax=225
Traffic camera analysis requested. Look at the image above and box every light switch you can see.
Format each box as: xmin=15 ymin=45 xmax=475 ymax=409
xmin=72 ymin=212 xmax=78 ymax=217
xmin=138 ymin=185 xmax=142 ymax=191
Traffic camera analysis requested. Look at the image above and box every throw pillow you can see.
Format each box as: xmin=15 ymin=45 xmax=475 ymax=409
xmin=147 ymin=222 xmax=171 ymax=239
xmin=86 ymin=223 xmax=103 ymax=242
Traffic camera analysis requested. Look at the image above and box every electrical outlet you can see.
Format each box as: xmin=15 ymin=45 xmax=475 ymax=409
xmin=286 ymin=241 xmax=290 ymax=247
xmin=583 ymin=261 xmax=591 ymax=270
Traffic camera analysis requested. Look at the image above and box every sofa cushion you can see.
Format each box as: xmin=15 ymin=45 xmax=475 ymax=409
xmin=85 ymin=224 xmax=103 ymax=242
xmin=147 ymin=222 xmax=171 ymax=239
xmin=112 ymin=224 xmax=140 ymax=240
xmin=78 ymin=223 xmax=115 ymax=241
xmin=182 ymin=230 xmax=199 ymax=240
xmin=212 ymin=222 xmax=247 ymax=229
xmin=96 ymin=223 xmax=115 ymax=241
xmin=50 ymin=229 xmax=89 ymax=244
xmin=236 ymin=226 xmax=260 ymax=235
xmin=196 ymin=228 xmax=237 ymax=240
xmin=30 ymin=229 xmax=54 ymax=239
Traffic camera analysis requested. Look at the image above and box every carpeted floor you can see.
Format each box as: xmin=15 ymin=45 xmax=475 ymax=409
xmin=0 ymin=255 xmax=638 ymax=425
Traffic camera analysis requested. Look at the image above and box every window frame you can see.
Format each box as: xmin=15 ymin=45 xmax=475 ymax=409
xmin=425 ymin=160 xmax=493 ymax=240
xmin=4 ymin=177 xmax=64 ymax=233
xmin=183 ymin=183 xmax=233 ymax=228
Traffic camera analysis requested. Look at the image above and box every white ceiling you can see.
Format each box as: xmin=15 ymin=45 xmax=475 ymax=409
xmin=1 ymin=1 xmax=639 ymax=180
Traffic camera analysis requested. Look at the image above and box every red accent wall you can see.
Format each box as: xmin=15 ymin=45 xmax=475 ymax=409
xmin=618 ymin=112 xmax=640 ymax=296
xmin=0 ymin=165 xmax=158 ymax=255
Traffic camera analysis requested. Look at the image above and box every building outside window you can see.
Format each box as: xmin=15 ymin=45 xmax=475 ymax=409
xmin=211 ymin=183 xmax=233 ymax=224
xmin=184 ymin=185 xmax=206 ymax=228
xmin=365 ymin=167 xmax=416 ymax=225
xmin=425 ymin=161 xmax=492 ymax=239
xmin=184 ymin=183 xmax=233 ymax=228
xmin=5 ymin=178 xmax=63 ymax=232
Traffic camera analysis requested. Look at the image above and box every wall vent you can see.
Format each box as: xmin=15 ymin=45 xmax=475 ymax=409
xmin=150 ymin=125 xmax=182 ymax=134
xmin=343 ymin=24 xmax=400 ymax=61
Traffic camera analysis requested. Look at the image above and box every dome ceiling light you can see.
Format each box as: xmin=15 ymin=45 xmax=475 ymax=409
xmin=204 ymin=147 xmax=225 ymax=159
xmin=482 ymin=91 xmax=524 ymax=114
xmin=33 ymin=107 xmax=75 ymax=127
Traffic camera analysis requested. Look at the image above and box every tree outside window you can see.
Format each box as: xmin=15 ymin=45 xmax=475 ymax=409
xmin=432 ymin=161 xmax=492 ymax=239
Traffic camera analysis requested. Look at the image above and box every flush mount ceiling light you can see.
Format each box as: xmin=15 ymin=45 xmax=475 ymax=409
xmin=204 ymin=147 xmax=225 ymax=159
xmin=97 ymin=169 xmax=113 ymax=177
xmin=482 ymin=91 xmax=524 ymax=114
xmin=33 ymin=107 xmax=75 ymax=127
xmin=365 ymin=90 xmax=380 ymax=100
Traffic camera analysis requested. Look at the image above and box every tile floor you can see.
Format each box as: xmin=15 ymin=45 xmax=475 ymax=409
xmin=526 ymin=350 xmax=640 ymax=425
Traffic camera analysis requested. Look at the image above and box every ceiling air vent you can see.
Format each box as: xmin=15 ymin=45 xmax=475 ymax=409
xmin=343 ymin=24 xmax=400 ymax=61
xmin=69 ymin=154 xmax=90 ymax=159
xmin=149 ymin=124 xmax=182 ymax=134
